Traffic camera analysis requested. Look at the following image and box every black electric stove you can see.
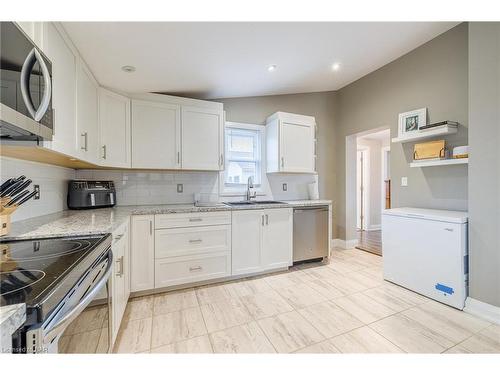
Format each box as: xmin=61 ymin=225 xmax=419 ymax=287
xmin=1 ymin=234 xmax=112 ymax=326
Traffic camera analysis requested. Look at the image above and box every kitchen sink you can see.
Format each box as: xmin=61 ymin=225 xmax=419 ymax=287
xmin=224 ymin=200 xmax=286 ymax=206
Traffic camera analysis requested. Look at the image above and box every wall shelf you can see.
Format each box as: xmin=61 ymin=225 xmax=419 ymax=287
xmin=392 ymin=124 xmax=458 ymax=143
xmin=410 ymin=158 xmax=468 ymax=168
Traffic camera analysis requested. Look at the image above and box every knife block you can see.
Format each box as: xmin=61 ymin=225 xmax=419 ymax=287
xmin=0 ymin=203 xmax=17 ymax=236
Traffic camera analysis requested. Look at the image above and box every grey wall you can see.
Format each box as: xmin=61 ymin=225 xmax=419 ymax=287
xmin=217 ymin=91 xmax=337 ymax=210
xmin=468 ymin=22 xmax=500 ymax=308
xmin=336 ymin=23 xmax=469 ymax=240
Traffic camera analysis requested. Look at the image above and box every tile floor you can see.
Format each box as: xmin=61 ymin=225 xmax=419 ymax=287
xmin=60 ymin=247 xmax=500 ymax=354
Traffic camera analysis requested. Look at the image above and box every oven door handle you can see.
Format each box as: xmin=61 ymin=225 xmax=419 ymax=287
xmin=43 ymin=249 xmax=113 ymax=343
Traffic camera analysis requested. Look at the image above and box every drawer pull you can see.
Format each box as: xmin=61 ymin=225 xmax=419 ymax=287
xmin=114 ymin=234 xmax=123 ymax=241
xmin=189 ymin=218 xmax=203 ymax=222
xmin=189 ymin=239 xmax=203 ymax=244
xmin=189 ymin=266 xmax=203 ymax=272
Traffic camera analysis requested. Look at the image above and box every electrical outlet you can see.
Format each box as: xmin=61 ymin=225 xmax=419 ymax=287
xmin=177 ymin=184 xmax=183 ymax=193
xmin=33 ymin=185 xmax=40 ymax=200
xmin=282 ymin=183 xmax=288 ymax=191
xmin=401 ymin=177 xmax=408 ymax=187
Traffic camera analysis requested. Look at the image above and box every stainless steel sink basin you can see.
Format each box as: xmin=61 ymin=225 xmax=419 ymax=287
xmin=224 ymin=200 xmax=285 ymax=206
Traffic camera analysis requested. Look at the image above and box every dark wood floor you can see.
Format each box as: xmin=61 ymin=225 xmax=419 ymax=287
xmin=356 ymin=230 xmax=382 ymax=256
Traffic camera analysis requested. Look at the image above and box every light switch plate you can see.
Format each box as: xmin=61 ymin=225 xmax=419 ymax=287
xmin=282 ymin=183 xmax=287 ymax=191
xmin=177 ymin=184 xmax=183 ymax=193
xmin=401 ymin=177 xmax=408 ymax=187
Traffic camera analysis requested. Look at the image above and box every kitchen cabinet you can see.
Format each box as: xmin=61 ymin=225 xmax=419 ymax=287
xmin=99 ymin=88 xmax=131 ymax=168
xmin=76 ymin=60 xmax=99 ymax=164
xmin=154 ymin=211 xmax=231 ymax=288
xmin=131 ymin=100 xmax=181 ymax=169
xmin=266 ymin=111 xmax=316 ymax=173
xmin=181 ymin=106 xmax=224 ymax=171
xmin=15 ymin=22 xmax=44 ymax=48
xmin=231 ymin=208 xmax=293 ymax=276
xmin=130 ymin=215 xmax=154 ymax=292
xmin=42 ymin=23 xmax=78 ymax=158
xmin=111 ymin=221 xmax=130 ymax=347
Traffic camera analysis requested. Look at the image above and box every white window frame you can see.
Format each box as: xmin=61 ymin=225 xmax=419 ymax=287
xmin=219 ymin=121 xmax=267 ymax=197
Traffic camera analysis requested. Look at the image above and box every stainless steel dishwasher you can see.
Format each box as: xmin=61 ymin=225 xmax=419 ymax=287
xmin=293 ymin=205 xmax=329 ymax=262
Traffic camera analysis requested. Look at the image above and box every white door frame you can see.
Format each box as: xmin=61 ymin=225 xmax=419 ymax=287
xmin=356 ymin=147 xmax=370 ymax=231
xmin=381 ymin=145 xmax=390 ymax=211
xmin=345 ymin=127 xmax=390 ymax=243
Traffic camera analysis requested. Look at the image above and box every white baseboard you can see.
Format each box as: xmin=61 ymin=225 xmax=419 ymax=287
xmin=366 ymin=225 xmax=381 ymax=231
xmin=464 ymin=297 xmax=500 ymax=325
xmin=332 ymin=238 xmax=359 ymax=249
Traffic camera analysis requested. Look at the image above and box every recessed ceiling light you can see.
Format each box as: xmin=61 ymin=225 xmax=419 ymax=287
xmin=268 ymin=64 xmax=277 ymax=72
xmin=121 ymin=65 xmax=136 ymax=73
xmin=331 ymin=63 xmax=341 ymax=71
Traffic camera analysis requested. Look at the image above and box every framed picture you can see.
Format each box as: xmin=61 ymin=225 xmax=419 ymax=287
xmin=398 ymin=108 xmax=427 ymax=138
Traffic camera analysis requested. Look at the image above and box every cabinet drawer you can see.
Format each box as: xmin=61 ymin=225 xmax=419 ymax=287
xmin=155 ymin=225 xmax=230 ymax=258
xmin=155 ymin=252 xmax=231 ymax=288
xmin=155 ymin=211 xmax=231 ymax=229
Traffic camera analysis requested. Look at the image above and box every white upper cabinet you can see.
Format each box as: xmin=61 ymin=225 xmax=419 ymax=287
xmin=98 ymin=88 xmax=131 ymax=168
xmin=131 ymin=100 xmax=181 ymax=169
xmin=76 ymin=60 xmax=99 ymax=164
xmin=266 ymin=112 xmax=316 ymax=173
xmin=181 ymin=106 xmax=223 ymax=171
xmin=42 ymin=23 xmax=78 ymax=157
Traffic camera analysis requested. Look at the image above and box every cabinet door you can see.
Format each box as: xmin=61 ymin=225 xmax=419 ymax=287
xmin=130 ymin=215 xmax=155 ymax=292
xmin=262 ymin=208 xmax=293 ymax=271
xmin=76 ymin=61 xmax=99 ymax=164
xmin=280 ymin=121 xmax=315 ymax=173
xmin=43 ymin=23 xmax=77 ymax=157
xmin=111 ymin=235 xmax=126 ymax=345
xmin=131 ymin=100 xmax=181 ymax=169
xmin=99 ymin=88 xmax=131 ymax=168
xmin=181 ymin=106 xmax=223 ymax=170
xmin=231 ymin=210 xmax=264 ymax=276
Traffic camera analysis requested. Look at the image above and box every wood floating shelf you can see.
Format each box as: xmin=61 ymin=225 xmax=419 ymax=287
xmin=410 ymin=158 xmax=469 ymax=168
xmin=392 ymin=124 xmax=458 ymax=143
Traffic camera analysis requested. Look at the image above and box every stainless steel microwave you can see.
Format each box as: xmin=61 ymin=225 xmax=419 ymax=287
xmin=0 ymin=22 xmax=53 ymax=140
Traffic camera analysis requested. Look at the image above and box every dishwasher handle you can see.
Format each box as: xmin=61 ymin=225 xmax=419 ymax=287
xmin=294 ymin=206 xmax=329 ymax=213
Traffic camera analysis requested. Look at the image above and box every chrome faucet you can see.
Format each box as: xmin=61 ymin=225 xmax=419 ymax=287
xmin=245 ymin=176 xmax=257 ymax=201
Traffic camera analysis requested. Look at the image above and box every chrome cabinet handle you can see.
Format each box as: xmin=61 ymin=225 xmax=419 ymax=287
xmin=265 ymin=214 xmax=269 ymax=225
xmin=116 ymin=256 xmax=124 ymax=277
xmin=150 ymin=220 xmax=153 ymax=235
xmin=219 ymin=154 xmax=224 ymax=167
xmin=177 ymin=151 xmax=180 ymax=164
xmin=261 ymin=215 xmax=265 ymax=226
xmin=20 ymin=48 xmax=52 ymax=121
xmin=81 ymin=132 xmax=88 ymax=151
xmin=189 ymin=266 xmax=202 ymax=272
xmin=114 ymin=234 xmax=123 ymax=241
xmin=189 ymin=239 xmax=203 ymax=244
xmin=102 ymin=145 xmax=107 ymax=159
xmin=281 ymin=157 xmax=284 ymax=168
xmin=189 ymin=217 xmax=202 ymax=222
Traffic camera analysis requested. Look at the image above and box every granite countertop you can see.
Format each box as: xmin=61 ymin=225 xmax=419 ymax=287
xmin=3 ymin=200 xmax=332 ymax=241
xmin=0 ymin=304 xmax=26 ymax=353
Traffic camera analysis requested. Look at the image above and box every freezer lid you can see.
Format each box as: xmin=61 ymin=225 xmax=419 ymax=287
xmin=382 ymin=207 xmax=468 ymax=223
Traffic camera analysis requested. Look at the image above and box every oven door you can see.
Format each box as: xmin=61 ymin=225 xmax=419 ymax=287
xmin=25 ymin=248 xmax=113 ymax=354
xmin=0 ymin=22 xmax=53 ymax=140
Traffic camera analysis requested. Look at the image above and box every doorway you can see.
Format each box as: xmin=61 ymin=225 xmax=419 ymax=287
xmin=351 ymin=128 xmax=391 ymax=256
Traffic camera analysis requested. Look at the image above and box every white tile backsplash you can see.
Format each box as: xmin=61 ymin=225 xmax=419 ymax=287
xmin=0 ymin=157 xmax=75 ymax=222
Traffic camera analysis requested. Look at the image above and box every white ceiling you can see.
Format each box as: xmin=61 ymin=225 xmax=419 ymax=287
xmin=62 ymin=22 xmax=458 ymax=99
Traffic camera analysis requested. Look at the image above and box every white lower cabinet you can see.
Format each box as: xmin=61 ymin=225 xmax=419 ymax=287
xmin=110 ymin=221 xmax=130 ymax=348
xmin=155 ymin=252 xmax=231 ymax=288
xmin=130 ymin=215 xmax=155 ymax=293
xmin=153 ymin=212 xmax=231 ymax=288
xmin=232 ymin=208 xmax=293 ymax=276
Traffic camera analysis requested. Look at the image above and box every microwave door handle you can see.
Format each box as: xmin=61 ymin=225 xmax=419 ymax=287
xmin=42 ymin=250 xmax=113 ymax=344
xmin=20 ymin=48 xmax=37 ymax=119
xmin=34 ymin=49 xmax=52 ymax=121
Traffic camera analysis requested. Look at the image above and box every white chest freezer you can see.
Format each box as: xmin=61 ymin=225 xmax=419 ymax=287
xmin=382 ymin=207 xmax=468 ymax=309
